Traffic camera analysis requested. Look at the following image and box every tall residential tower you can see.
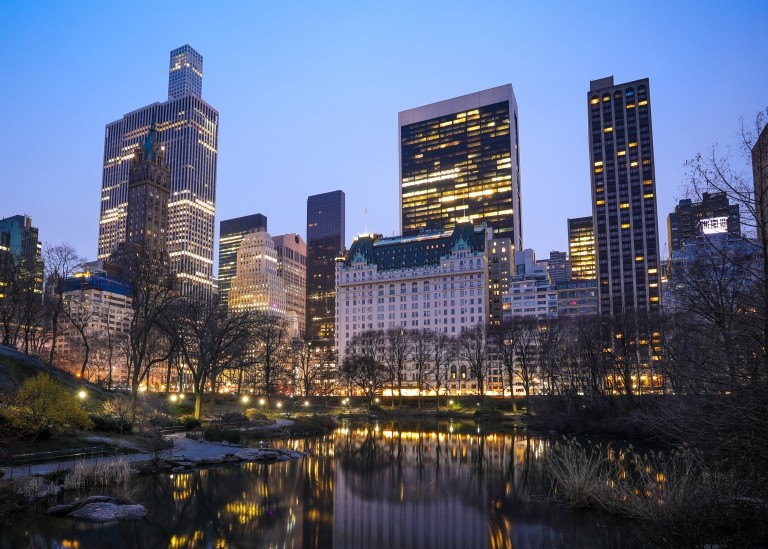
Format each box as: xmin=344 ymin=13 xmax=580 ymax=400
xmin=98 ymin=45 xmax=219 ymax=297
xmin=399 ymin=85 xmax=522 ymax=251
xmin=588 ymin=76 xmax=661 ymax=315
xmin=218 ymin=214 xmax=268 ymax=309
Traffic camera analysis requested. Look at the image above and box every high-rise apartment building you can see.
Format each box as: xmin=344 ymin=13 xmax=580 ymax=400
xmin=273 ymin=233 xmax=307 ymax=334
xmin=568 ymin=216 xmax=596 ymax=280
xmin=399 ymin=85 xmax=522 ymax=251
xmin=98 ymin=45 xmax=218 ymax=297
xmin=218 ymin=214 xmax=268 ymax=309
xmin=588 ymin=76 xmax=661 ymax=314
xmin=667 ymin=192 xmax=741 ymax=254
xmin=306 ymin=191 xmax=345 ymax=341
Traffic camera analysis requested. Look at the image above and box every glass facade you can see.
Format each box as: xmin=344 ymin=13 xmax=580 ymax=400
xmin=568 ymin=216 xmax=596 ymax=280
xmin=399 ymin=85 xmax=521 ymax=252
xmin=589 ymin=77 xmax=660 ymax=314
xmin=306 ymin=190 xmax=345 ymax=341
xmin=99 ymin=46 xmax=219 ymax=298
xmin=217 ymin=214 xmax=268 ymax=309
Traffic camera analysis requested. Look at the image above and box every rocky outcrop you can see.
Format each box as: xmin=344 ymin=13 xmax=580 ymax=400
xmin=235 ymin=448 xmax=306 ymax=463
xmin=47 ymin=495 xmax=146 ymax=522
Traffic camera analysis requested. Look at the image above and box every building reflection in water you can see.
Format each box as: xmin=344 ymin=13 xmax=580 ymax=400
xmin=2 ymin=422 xmax=640 ymax=549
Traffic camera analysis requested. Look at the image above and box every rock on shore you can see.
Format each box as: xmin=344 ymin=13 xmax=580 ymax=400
xmin=235 ymin=448 xmax=306 ymax=463
xmin=48 ymin=495 xmax=146 ymax=522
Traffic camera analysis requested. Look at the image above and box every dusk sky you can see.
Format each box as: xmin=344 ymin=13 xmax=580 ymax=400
xmin=2 ymin=1 xmax=766 ymax=272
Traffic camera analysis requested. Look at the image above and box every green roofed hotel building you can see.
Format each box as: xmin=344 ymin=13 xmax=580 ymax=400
xmin=399 ymin=85 xmax=522 ymax=253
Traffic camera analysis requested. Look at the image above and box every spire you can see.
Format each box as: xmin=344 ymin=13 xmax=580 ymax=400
xmin=144 ymin=116 xmax=158 ymax=162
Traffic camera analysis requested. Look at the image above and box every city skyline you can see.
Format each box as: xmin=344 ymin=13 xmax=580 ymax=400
xmin=1 ymin=2 xmax=766 ymax=269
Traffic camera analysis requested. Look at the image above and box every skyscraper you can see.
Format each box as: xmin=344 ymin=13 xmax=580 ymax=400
xmin=568 ymin=216 xmax=596 ymax=280
xmin=0 ymin=215 xmax=42 ymax=296
xmin=218 ymin=214 xmax=268 ymax=309
xmin=273 ymin=233 xmax=307 ymax=334
xmin=399 ymin=85 xmax=522 ymax=252
xmin=588 ymin=76 xmax=661 ymax=315
xmin=98 ymin=45 xmax=218 ymax=297
xmin=229 ymin=229 xmax=286 ymax=318
xmin=306 ymin=191 xmax=345 ymax=341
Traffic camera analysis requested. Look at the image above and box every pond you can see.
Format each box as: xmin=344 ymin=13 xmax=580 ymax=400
xmin=2 ymin=421 xmax=647 ymax=548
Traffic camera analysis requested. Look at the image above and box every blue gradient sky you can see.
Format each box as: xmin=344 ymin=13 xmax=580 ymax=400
xmin=1 ymin=1 xmax=766 ymax=270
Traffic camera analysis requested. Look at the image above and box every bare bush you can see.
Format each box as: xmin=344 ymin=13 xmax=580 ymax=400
xmin=63 ymin=459 xmax=131 ymax=490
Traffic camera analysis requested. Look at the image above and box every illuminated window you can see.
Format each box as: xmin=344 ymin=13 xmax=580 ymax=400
xmin=629 ymin=142 xmax=638 ymax=148
xmin=617 ymin=150 xmax=626 ymax=156
xmin=604 ymin=127 xmax=613 ymax=133
xmin=635 ymin=256 xmax=644 ymax=261
xmin=620 ymin=203 xmax=629 ymax=209
xmin=596 ymin=199 xmax=605 ymax=206
xmin=590 ymin=97 xmax=600 ymax=105
xmin=643 ymin=179 xmax=653 ymax=185
xmin=644 ymin=193 xmax=654 ymax=199
xmin=621 ymin=223 xmax=630 ymax=229
xmin=650 ymin=296 xmax=659 ymax=302
xmin=626 ymin=104 xmax=636 ymax=109
xmin=648 ymin=268 xmax=658 ymax=274
xmin=638 ymin=100 xmax=648 ymax=106
xmin=594 ymin=161 xmax=603 ymax=167
xmin=630 ymin=161 xmax=639 ymax=167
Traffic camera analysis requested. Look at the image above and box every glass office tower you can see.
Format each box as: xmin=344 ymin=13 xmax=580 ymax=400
xmin=399 ymin=85 xmax=522 ymax=252
xmin=98 ymin=45 xmax=219 ymax=297
xmin=568 ymin=216 xmax=596 ymax=280
xmin=306 ymin=190 xmax=345 ymax=341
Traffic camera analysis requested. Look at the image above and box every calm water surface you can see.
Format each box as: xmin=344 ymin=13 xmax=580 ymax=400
xmin=3 ymin=421 xmax=647 ymax=548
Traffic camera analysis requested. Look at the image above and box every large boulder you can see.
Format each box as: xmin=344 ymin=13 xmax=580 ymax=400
xmin=235 ymin=448 xmax=306 ymax=463
xmin=70 ymin=502 xmax=147 ymax=522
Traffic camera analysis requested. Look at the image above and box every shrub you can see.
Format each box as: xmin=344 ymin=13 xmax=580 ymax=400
xmin=245 ymin=408 xmax=267 ymax=422
xmin=6 ymin=375 xmax=92 ymax=439
xmin=89 ymin=413 xmax=133 ymax=434
xmin=203 ymin=426 xmax=241 ymax=445
xmin=178 ymin=414 xmax=201 ymax=429
xmin=165 ymin=401 xmax=195 ymax=417
xmin=217 ymin=412 xmax=249 ymax=425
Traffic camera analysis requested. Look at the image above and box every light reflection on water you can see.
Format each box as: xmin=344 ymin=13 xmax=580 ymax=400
xmin=2 ymin=421 xmax=646 ymax=549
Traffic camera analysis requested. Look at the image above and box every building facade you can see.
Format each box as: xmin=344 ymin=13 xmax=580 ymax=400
xmin=536 ymin=250 xmax=571 ymax=284
xmin=487 ymin=238 xmax=512 ymax=325
xmin=0 ymin=215 xmax=43 ymax=296
xmin=218 ymin=214 xmax=268 ymax=309
xmin=306 ymin=191 xmax=345 ymax=342
xmin=399 ymin=85 xmax=522 ymax=251
xmin=588 ymin=76 xmax=661 ymax=315
xmin=98 ymin=45 xmax=218 ymax=297
xmin=335 ymin=223 xmax=491 ymax=365
xmin=228 ymin=229 xmax=287 ymax=318
xmin=56 ymin=269 xmax=133 ymax=384
xmin=273 ymin=233 xmax=307 ymax=334
xmin=753 ymin=123 xmax=768 ymax=244
xmin=568 ymin=216 xmax=596 ymax=280
xmin=667 ymin=192 xmax=740 ymax=254
xmin=557 ymin=279 xmax=598 ymax=317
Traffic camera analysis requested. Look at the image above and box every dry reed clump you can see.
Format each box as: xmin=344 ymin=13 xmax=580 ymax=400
xmin=63 ymin=459 xmax=131 ymax=490
xmin=8 ymin=475 xmax=46 ymax=499
xmin=545 ymin=438 xmax=727 ymax=527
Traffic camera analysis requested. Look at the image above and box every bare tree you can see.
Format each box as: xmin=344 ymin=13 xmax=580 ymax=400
xmin=429 ymin=332 xmax=453 ymax=409
xmin=384 ymin=328 xmax=412 ymax=408
xmin=123 ymin=251 xmax=179 ymax=413
xmin=409 ymin=329 xmax=432 ymax=409
xmin=247 ymin=312 xmax=292 ymax=409
xmin=341 ymin=330 xmax=388 ymax=408
xmin=43 ymin=243 xmax=86 ymax=365
xmin=61 ymin=292 xmax=96 ymax=379
xmin=457 ymin=324 xmax=490 ymax=397
xmin=175 ymin=298 xmax=253 ymax=418
xmin=511 ymin=318 xmax=539 ymax=399
xmin=489 ymin=321 xmax=519 ymax=410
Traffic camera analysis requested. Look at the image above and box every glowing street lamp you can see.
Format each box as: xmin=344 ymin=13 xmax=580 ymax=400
xmin=241 ymin=395 xmax=250 ymax=404
xmin=169 ymin=394 xmax=178 ymax=403
xmin=259 ymin=398 xmax=266 ymax=406
xmin=77 ymin=390 xmax=87 ymax=400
